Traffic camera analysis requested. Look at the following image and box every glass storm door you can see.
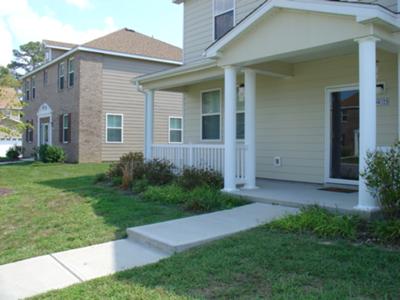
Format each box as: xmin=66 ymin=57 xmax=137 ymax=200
xmin=330 ymin=89 xmax=360 ymax=181
xmin=40 ymin=123 xmax=50 ymax=145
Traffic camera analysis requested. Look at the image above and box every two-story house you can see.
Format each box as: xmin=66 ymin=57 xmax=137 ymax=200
xmin=135 ymin=0 xmax=400 ymax=213
xmin=22 ymin=28 xmax=183 ymax=163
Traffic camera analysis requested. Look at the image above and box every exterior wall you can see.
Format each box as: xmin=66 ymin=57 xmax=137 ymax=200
xmin=101 ymin=56 xmax=183 ymax=161
xmin=51 ymin=49 xmax=69 ymax=60
xmin=182 ymin=50 xmax=398 ymax=183
xmin=22 ymin=53 xmax=80 ymax=162
xmin=181 ymin=0 xmax=398 ymax=64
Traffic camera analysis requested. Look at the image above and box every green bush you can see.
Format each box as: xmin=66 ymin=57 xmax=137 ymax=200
xmin=371 ymin=219 xmax=400 ymax=243
xmin=142 ymin=184 xmax=186 ymax=204
xmin=132 ymin=178 xmax=150 ymax=194
xmin=111 ymin=176 xmax=122 ymax=187
xmin=94 ymin=173 xmax=107 ymax=184
xmin=6 ymin=145 xmax=22 ymax=160
xmin=270 ymin=206 xmax=362 ymax=240
xmin=37 ymin=145 xmax=65 ymax=163
xmin=362 ymin=142 xmax=400 ymax=219
xmin=177 ymin=167 xmax=223 ymax=191
xmin=144 ymin=159 xmax=176 ymax=186
xmin=107 ymin=152 xmax=145 ymax=189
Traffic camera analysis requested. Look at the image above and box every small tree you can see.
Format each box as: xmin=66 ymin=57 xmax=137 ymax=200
xmin=362 ymin=142 xmax=400 ymax=219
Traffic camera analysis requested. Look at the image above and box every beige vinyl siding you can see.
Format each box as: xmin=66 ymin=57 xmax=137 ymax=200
xmin=101 ymin=56 xmax=182 ymax=161
xmin=183 ymin=50 xmax=398 ymax=183
xmin=235 ymin=0 xmax=265 ymax=22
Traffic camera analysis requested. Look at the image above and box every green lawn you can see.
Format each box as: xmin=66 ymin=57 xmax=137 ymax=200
xmin=0 ymin=162 xmax=191 ymax=265
xmin=34 ymin=226 xmax=400 ymax=300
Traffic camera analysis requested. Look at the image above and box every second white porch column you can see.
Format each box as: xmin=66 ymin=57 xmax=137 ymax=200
xmin=144 ymin=90 xmax=154 ymax=160
xmin=223 ymin=66 xmax=238 ymax=192
xmin=244 ymin=68 xmax=257 ymax=189
xmin=356 ymin=36 xmax=379 ymax=211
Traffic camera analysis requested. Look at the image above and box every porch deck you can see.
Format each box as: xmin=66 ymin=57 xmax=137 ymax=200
xmin=230 ymin=179 xmax=360 ymax=214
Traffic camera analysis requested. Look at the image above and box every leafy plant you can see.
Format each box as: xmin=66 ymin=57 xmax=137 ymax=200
xmin=132 ymin=178 xmax=150 ymax=194
xmin=94 ymin=173 xmax=107 ymax=184
xmin=177 ymin=167 xmax=223 ymax=191
xmin=107 ymin=152 xmax=145 ymax=179
xmin=370 ymin=219 xmax=400 ymax=243
xmin=270 ymin=206 xmax=362 ymax=240
xmin=141 ymin=184 xmax=186 ymax=204
xmin=143 ymin=159 xmax=176 ymax=186
xmin=6 ymin=145 xmax=22 ymax=160
xmin=362 ymin=142 xmax=400 ymax=219
xmin=37 ymin=145 xmax=65 ymax=163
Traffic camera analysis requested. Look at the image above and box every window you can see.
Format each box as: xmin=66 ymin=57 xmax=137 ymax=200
xmin=61 ymin=114 xmax=70 ymax=143
xmin=31 ymin=76 xmax=36 ymax=99
xmin=43 ymin=69 xmax=48 ymax=86
xmin=68 ymin=58 xmax=74 ymax=87
xmin=169 ymin=117 xmax=183 ymax=143
xmin=45 ymin=49 xmax=52 ymax=62
xmin=201 ymin=90 xmax=221 ymax=140
xmin=106 ymin=114 xmax=123 ymax=143
xmin=214 ymin=0 xmax=235 ymax=40
xmin=237 ymin=85 xmax=245 ymax=140
xmin=25 ymin=80 xmax=30 ymax=101
xmin=58 ymin=62 xmax=65 ymax=90
xmin=25 ymin=120 xmax=34 ymax=143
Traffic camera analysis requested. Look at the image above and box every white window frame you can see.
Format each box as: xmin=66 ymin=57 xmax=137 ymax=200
xmin=31 ymin=76 xmax=36 ymax=99
xmin=168 ymin=116 xmax=183 ymax=144
xmin=58 ymin=62 xmax=65 ymax=91
xmin=68 ymin=57 xmax=74 ymax=88
xmin=106 ymin=113 xmax=124 ymax=144
xmin=25 ymin=80 xmax=30 ymax=101
xmin=212 ymin=0 xmax=236 ymax=41
xmin=43 ymin=69 xmax=48 ymax=87
xmin=200 ymin=88 xmax=222 ymax=142
xmin=62 ymin=113 xmax=69 ymax=144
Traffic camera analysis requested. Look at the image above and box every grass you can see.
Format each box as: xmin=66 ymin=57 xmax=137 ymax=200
xmin=0 ymin=162 xmax=192 ymax=265
xmin=33 ymin=226 xmax=400 ymax=299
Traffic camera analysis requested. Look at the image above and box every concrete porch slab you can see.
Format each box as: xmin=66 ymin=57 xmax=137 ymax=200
xmin=52 ymin=239 xmax=168 ymax=281
xmin=231 ymin=179 xmax=359 ymax=214
xmin=127 ymin=203 xmax=298 ymax=254
xmin=0 ymin=255 xmax=80 ymax=300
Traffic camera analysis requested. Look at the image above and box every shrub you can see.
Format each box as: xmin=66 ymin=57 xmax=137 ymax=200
xmin=141 ymin=184 xmax=186 ymax=204
xmin=362 ymin=142 xmax=400 ymax=219
xmin=132 ymin=178 xmax=150 ymax=194
xmin=270 ymin=206 xmax=362 ymax=240
xmin=94 ymin=173 xmax=107 ymax=184
xmin=6 ymin=145 xmax=22 ymax=160
xmin=107 ymin=152 xmax=145 ymax=180
xmin=177 ymin=167 xmax=223 ymax=191
xmin=370 ymin=219 xmax=400 ymax=244
xmin=144 ymin=159 xmax=176 ymax=186
xmin=37 ymin=145 xmax=65 ymax=163
xmin=183 ymin=186 xmax=246 ymax=212
xmin=111 ymin=176 xmax=122 ymax=187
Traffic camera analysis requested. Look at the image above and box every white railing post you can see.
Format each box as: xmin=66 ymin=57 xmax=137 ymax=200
xmin=144 ymin=90 xmax=154 ymax=160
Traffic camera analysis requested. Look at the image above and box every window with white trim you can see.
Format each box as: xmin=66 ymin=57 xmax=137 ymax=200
xmin=25 ymin=80 xmax=30 ymax=101
xmin=32 ymin=76 xmax=36 ymax=99
xmin=169 ymin=117 xmax=183 ymax=143
xmin=214 ymin=0 xmax=235 ymax=40
xmin=62 ymin=114 xmax=69 ymax=143
xmin=68 ymin=58 xmax=74 ymax=87
xmin=58 ymin=62 xmax=65 ymax=90
xmin=236 ymin=85 xmax=245 ymax=140
xmin=201 ymin=90 xmax=220 ymax=140
xmin=106 ymin=114 xmax=123 ymax=143
xmin=43 ymin=69 xmax=48 ymax=86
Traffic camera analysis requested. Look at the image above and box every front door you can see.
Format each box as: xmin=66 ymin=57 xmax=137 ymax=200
xmin=329 ymin=88 xmax=360 ymax=182
xmin=40 ymin=122 xmax=50 ymax=145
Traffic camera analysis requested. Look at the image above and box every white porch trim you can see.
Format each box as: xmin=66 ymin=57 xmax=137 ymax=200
xmin=36 ymin=103 xmax=53 ymax=147
xmin=144 ymin=90 xmax=154 ymax=160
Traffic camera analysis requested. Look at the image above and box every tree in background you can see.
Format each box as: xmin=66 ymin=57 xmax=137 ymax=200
xmin=8 ymin=41 xmax=45 ymax=76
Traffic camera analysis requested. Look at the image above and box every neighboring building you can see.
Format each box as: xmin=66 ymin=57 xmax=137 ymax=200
xmin=0 ymin=88 xmax=22 ymax=157
xmin=21 ymin=28 xmax=183 ymax=162
xmin=135 ymin=0 xmax=400 ymax=211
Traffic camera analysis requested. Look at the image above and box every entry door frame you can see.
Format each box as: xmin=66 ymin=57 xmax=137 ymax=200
xmin=324 ymin=84 xmax=359 ymax=186
xmin=36 ymin=103 xmax=53 ymax=147
xmin=40 ymin=122 xmax=50 ymax=145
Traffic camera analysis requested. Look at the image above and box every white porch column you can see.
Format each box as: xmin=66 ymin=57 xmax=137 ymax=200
xmin=144 ymin=90 xmax=154 ymax=160
xmin=223 ymin=66 xmax=238 ymax=192
xmin=356 ymin=36 xmax=379 ymax=211
xmin=244 ymin=68 xmax=257 ymax=189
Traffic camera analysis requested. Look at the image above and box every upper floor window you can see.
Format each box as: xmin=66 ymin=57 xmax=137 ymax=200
xmin=25 ymin=80 xmax=30 ymax=101
xmin=68 ymin=58 xmax=74 ymax=87
xmin=32 ymin=76 xmax=36 ymax=99
xmin=58 ymin=62 xmax=65 ymax=90
xmin=214 ymin=0 xmax=235 ymax=40
xmin=43 ymin=69 xmax=48 ymax=86
xmin=45 ymin=49 xmax=52 ymax=62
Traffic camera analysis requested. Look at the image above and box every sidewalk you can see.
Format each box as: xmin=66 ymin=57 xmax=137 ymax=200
xmin=0 ymin=203 xmax=298 ymax=299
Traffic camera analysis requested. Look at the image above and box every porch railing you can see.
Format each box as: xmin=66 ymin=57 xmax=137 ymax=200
xmin=152 ymin=144 xmax=247 ymax=184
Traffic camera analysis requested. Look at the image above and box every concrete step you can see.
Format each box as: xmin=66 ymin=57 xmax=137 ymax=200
xmin=127 ymin=203 xmax=298 ymax=254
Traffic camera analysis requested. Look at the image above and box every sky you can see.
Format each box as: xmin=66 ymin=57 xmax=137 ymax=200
xmin=0 ymin=0 xmax=183 ymax=66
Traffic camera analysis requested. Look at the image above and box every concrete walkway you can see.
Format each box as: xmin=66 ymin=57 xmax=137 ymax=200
xmin=0 ymin=203 xmax=297 ymax=299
